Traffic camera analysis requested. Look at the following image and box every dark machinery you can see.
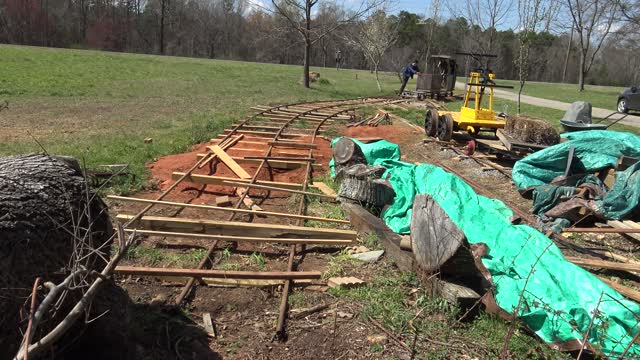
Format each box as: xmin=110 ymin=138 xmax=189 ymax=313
xmin=414 ymin=55 xmax=457 ymax=100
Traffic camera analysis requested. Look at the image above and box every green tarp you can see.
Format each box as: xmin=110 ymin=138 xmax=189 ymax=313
xmin=512 ymin=130 xmax=640 ymax=220
xmin=332 ymin=137 xmax=640 ymax=357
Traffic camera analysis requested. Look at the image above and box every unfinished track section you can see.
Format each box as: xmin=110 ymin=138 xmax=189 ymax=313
xmin=109 ymin=97 xmax=396 ymax=338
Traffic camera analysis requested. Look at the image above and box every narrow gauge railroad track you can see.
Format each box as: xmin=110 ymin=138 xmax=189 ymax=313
xmin=109 ymin=96 xmax=397 ymax=339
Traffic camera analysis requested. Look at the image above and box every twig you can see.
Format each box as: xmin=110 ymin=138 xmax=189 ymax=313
xmin=21 ymin=277 xmax=41 ymax=360
xmin=291 ymin=303 xmax=330 ymax=320
xmin=500 ymin=241 xmax=553 ymax=359
xmin=577 ymin=292 xmax=604 ymax=359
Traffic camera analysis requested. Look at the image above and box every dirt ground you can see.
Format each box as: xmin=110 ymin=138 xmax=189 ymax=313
xmin=104 ymin=104 xmax=640 ymax=360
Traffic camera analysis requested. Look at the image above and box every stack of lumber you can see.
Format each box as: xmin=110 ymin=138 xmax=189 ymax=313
xmin=347 ymin=110 xmax=392 ymax=127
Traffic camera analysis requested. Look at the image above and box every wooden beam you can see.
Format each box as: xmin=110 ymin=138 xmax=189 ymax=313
xmin=268 ymin=141 xmax=318 ymax=149
xmin=563 ymin=227 xmax=640 ymax=233
xmin=597 ymin=276 xmax=640 ymax=303
xmin=197 ymin=135 xmax=244 ymax=169
xmin=208 ymin=145 xmax=251 ymax=179
xmin=114 ymin=266 xmax=322 ymax=280
xmin=116 ymin=214 xmax=357 ymax=240
xmin=243 ymin=156 xmax=316 ymax=162
xmin=221 ymin=180 xmax=336 ymax=199
xmin=108 ymin=195 xmax=349 ymax=224
xmin=607 ymin=220 xmax=640 ymax=241
xmin=123 ymin=229 xmax=353 ymax=245
xmin=566 ymin=257 xmax=640 ymax=272
xmin=313 ymin=182 xmax=337 ymax=197
xmin=207 ymin=145 xmax=262 ymax=211
xmin=173 ymin=172 xmax=326 ymax=192
xmin=232 ymin=157 xmax=322 ymax=170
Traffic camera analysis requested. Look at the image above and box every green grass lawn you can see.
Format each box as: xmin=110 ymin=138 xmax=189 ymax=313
xmin=0 ymin=45 xmax=400 ymax=193
xmin=495 ymin=79 xmax=626 ymax=111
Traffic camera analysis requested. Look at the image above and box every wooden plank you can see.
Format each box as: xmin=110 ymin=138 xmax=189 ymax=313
xmin=566 ymin=257 xmax=640 ymax=273
xmin=221 ymin=180 xmax=336 ymax=199
xmin=208 ymin=145 xmax=251 ymax=179
xmin=496 ymin=128 xmax=513 ymax=151
xmin=214 ymin=134 xmax=306 ymax=143
xmin=563 ymin=227 xmax=640 ymax=234
xmin=116 ymin=214 xmax=357 ymax=240
xmin=197 ymin=134 xmax=244 ymax=169
xmin=243 ymin=156 xmax=316 ymax=162
xmin=202 ymin=313 xmax=216 ymax=336
xmin=207 ymin=145 xmax=262 ymax=211
xmin=598 ymin=276 xmax=640 ymax=303
xmin=124 ymin=229 xmax=353 ymax=245
xmin=607 ymin=220 xmax=640 ymax=241
xmin=313 ymin=182 xmax=337 ymax=197
xmin=154 ymin=276 xmax=313 ymax=287
xmin=173 ymin=172 xmax=327 ymax=192
xmin=114 ymin=266 xmax=322 ymax=280
xmin=268 ymin=141 xmax=318 ymax=149
xmin=232 ymin=157 xmax=322 ymax=170
xmin=108 ymin=195 xmax=349 ymax=224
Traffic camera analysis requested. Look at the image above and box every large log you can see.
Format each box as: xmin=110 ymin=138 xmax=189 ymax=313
xmin=337 ymin=164 xmax=394 ymax=209
xmin=342 ymin=202 xmax=481 ymax=306
xmin=0 ymin=154 xmax=120 ymax=358
xmin=332 ymin=137 xmax=366 ymax=176
xmin=410 ymin=194 xmax=477 ymax=276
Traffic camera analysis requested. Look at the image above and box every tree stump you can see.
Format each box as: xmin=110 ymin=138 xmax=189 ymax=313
xmin=410 ymin=194 xmax=476 ymax=276
xmin=0 ymin=154 xmax=118 ymax=358
xmin=332 ymin=137 xmax=366 ymax=176
xmin=337 ymin=164 xmax=395 ymax=210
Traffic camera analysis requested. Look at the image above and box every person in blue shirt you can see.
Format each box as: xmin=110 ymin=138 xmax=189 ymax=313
xmin=399 ymin=60 xmax=420 ymax=94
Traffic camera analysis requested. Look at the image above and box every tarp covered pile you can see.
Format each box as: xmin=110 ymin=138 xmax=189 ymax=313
xmin=331 ymin=136 xmax=640 ymax=357
xmin=512 ymin=130 xmax=640 ymax=232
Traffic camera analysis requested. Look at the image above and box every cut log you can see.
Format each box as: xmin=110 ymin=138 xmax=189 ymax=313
xmin=410 ymin=194 xmax=476 ymax=276
xmin=332 ymin=137 xmax=366 ymax=175
xmin=0 ymin=154 xmax=123 ymax=357
xmin=337 ymin=164 xmax=394 ymax=209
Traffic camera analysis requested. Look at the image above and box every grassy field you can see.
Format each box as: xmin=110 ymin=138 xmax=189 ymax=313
xmin=496 ymin=79 xmax=626 ymax=111
xmin=0 ymin=45 xmax=637 ymax=194
xmin=0 ymin=45 xmax=400 ymax=192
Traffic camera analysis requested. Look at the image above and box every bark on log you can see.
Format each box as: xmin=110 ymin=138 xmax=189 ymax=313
xmin=337 ymin=164 xmax=394 ymax=209
xmin=0 ymin=154 xmax=116 ymax=358
xmin=410 ymin=194 xmax=477 ymax=276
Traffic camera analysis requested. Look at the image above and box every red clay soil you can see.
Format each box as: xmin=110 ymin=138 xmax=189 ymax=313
xmin=343 ymin=123 xmax=422 ymax=145
xmin=147 ymin=135 xmax=334 ymax=203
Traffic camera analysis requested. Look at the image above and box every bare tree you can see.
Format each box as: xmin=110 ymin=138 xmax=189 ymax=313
xmin=447 ymin=0 xmax=513 ymax=52
xmin=270 ymin=0 xmax=385 ymax=88
xmin=348 ymin=9 xmax=398 ymax=91
xmin=515 ymin=0 xmax=553 ymax=113
xmin=565 ymin=0 xmax=620 ymax=91
xmin=424 ymin=0 xmax=441 ymax=64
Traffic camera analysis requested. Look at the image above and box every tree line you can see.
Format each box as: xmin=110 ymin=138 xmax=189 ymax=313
xmin=0 ymin=0 xmax=638 ymax=88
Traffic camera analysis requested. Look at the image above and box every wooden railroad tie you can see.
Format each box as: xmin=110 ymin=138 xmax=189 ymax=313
xmin=122 ymin=229 xmax=353 ymax=245
xmin=108 ymin=195 xmax=349 ymax=224
xmin=173 ymin=173 xmax=336 ymax=196
xmin=114 ymin=266 xmax=321 ymax=280
xmin=221 ymin=180 xmax=336 ymax=200
xmin=116 ymin=214 xmax=357 ymax=240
